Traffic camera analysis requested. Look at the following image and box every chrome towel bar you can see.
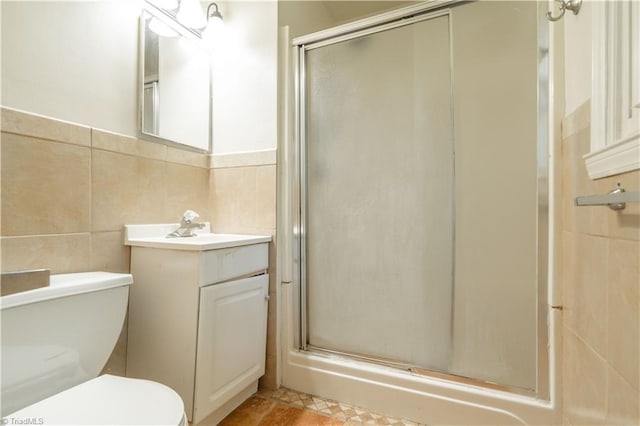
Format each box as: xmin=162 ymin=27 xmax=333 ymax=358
xmin=575 ymin=187 xmax=640 ymax=211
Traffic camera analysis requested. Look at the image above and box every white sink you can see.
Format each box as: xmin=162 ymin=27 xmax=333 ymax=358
xmin=124 ymin=223 xmax=271 ymax=251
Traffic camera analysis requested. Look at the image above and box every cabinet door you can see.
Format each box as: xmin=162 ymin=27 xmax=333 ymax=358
xmin=193 ymin=274 xmax=268 ymax=423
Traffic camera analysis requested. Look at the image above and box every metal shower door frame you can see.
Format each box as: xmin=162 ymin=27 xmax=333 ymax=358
xmin=291 ymin=0 xmax=550 ymax=400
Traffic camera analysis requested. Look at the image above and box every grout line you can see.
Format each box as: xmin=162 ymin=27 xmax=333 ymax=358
xmin=89 ymin=136 xmax=93 ymax=269
xmin=0 ymin=232 xmax=91 ymax=239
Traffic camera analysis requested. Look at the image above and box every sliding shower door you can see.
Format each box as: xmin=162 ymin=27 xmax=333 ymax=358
xmin=298 ymin=1 xmax=542 ymax=392
xmin=304 ymin=13 xmax=454 ymax=372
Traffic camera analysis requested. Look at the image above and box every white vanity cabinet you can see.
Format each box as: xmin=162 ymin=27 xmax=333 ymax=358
xmin=124 ymin=224 xmax=270 ymax=424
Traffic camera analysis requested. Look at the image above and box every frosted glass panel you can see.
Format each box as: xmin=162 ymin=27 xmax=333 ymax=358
xmin=449 ymin=1 xmax=538 ymax=390
xmin=305 ymin=15 xmax=454 ymax=370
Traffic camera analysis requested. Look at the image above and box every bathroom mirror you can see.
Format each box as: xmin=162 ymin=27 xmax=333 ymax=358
xmin=139 ymin=7 xmax=211 ymax=152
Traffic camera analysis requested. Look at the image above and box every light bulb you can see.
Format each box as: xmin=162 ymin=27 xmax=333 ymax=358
xmin=202 ymin=14 xmax=224 ymax=42
xmin=177 ymin=0 xmax=207 ymax=29
xmin=149 ymin=17 xmax=179 ymax=37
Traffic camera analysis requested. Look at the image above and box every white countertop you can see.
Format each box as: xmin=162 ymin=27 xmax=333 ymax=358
xmin=124 ymin=223 xmax=271 ymax=251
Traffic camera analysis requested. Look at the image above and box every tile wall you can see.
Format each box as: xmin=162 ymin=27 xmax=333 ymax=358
xmin=561 ymin=101 xmax=640 ymax=425
xmin=1 ymin=107 xmax=211 ymax=375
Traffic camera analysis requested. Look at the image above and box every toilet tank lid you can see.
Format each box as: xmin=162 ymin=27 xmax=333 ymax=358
xmin=1 ymin=272 xmax=133 ymax=310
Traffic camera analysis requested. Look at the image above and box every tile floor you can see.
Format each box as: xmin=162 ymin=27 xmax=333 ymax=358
xmin=218 ymin=387 xmax=424 ymax=426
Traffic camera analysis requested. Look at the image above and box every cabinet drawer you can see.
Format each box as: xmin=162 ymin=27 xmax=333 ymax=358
xmin=198 ymin=243 xmax=268 ymax=286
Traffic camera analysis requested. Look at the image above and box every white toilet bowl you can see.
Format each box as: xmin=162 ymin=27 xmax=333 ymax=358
xmin=6 ymin=375 xmax=186 ymax=426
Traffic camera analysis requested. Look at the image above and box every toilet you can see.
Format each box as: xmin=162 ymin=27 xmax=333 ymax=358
xmin=1 ymin=272 xmax=186 ymax=425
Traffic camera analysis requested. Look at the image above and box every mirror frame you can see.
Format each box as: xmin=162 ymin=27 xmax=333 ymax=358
xmin=137 ymin=3 xmax=213 ymax=153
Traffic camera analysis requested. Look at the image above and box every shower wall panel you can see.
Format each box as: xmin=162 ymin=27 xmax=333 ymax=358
xmin=449 ymin=2 xmax=538 ymax=390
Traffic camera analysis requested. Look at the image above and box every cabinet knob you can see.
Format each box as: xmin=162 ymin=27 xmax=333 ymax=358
xmin=265 ymin=295 xmax=270 ymax=301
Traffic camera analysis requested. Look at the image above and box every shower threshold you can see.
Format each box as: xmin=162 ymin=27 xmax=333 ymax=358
xmin=303 ymin=345 xmax=537 ymax=398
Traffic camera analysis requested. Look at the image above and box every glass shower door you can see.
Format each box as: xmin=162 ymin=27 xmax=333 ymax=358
xmin=298 ymin=0 xmax=544 ymax=393
xmin=304 ymin=13 xmax=455 ymax=372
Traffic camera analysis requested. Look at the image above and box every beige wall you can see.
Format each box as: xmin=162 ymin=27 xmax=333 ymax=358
xmin=561 ymin=3 xmax=640 ymax=423
xmin=212 ymin=1 xmax=278 ymax=154
xmin=0 ymin=107 xmax=210 ymax=376
xmin=1 ymin=1 xmax=141 ymax=138
xmin=561 ymin=101 xmax=640 ymax=425
xmin=278 ymin=0 xmax=333 ymax=39
xmin=1 ymin=107 xmax=211 ymax=273
xmin=563 ymin=1 xmax=592 ymax=117
xmin=278 ymin=1 xmax=416 ymax=40
xmin=0 ymin=106 xmax=279 ymax=387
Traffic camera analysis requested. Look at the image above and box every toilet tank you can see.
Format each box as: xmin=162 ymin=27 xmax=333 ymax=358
xmin=0 ymin=272 xmax=132 ymax=416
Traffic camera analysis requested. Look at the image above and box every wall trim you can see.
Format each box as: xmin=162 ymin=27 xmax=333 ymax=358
xmin=587 ymin=2 xmax=640 ymax=179
xmin=1 ymin=106 xmax=91 ymax=147
xmin=210 ymin=149 xmax=277 ymax=169
xmin=584 ymin=134 xmax=640 ymax=179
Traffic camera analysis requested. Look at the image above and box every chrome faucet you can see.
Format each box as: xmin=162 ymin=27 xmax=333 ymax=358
xmin=166 ymin=210 xmax=206 ymax=238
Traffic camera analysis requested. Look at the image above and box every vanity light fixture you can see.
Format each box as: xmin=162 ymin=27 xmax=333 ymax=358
xmin=146 ymin=0 xmax=224 ymax=44
xmin=202 ymin=3 xmax=224 ymax=41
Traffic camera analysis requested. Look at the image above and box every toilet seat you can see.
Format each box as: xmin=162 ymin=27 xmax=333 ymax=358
xmin=5 ymin=375 xmax=186 ymax=426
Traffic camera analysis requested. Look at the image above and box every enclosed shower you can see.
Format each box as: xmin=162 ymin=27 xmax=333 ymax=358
xmin=281 ymin=1 xmax=557 ymax=423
